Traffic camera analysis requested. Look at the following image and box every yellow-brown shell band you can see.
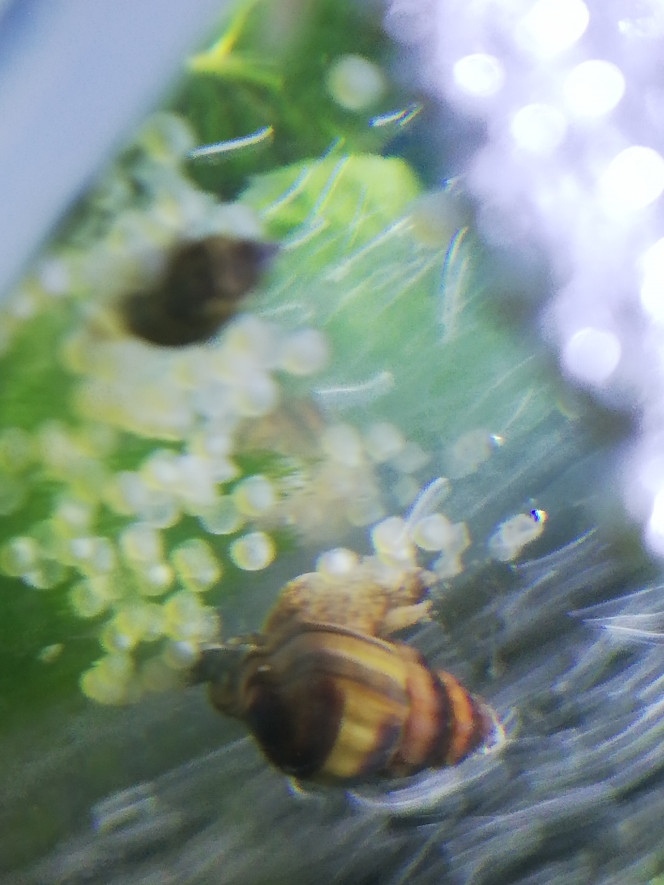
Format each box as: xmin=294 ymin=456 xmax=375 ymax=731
xmin=436 ymin=670 xmax=489 ymax=765
xmin=241 ymin=624 xmax=411 ymax=781
xmin=225 ymin=623 xmax=493 ymax=782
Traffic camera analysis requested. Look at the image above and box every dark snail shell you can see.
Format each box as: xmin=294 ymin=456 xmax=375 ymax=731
xmin=200 ymin=622 xmax=493 ymax=783
xmin=122 ymin=236 xmax=275 ymax=347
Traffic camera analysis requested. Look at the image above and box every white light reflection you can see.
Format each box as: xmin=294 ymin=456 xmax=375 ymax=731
xmin=646 ymin=488 xmax=664 ymax=557
xmin=640 ymin=238 xmax=664 ymax=322
xmin=510 ymin=104 xmax=567 ymax=155
xmin=188 ymin=126 xmax=273 ymax=160
xmin=385 ymin=0 xmax=664 ymax=556
xmin=562 ymin=327 xmax=621 ymax=386
xmin=453 ymin=54 xmax=505 ymax=98
xmin=515 ymin=0 xmax=590 ymax=59
xmin=598 ymin=146 xmax=664 ymax=215
xmin=563 ymin=60 xmax=625 ymax=118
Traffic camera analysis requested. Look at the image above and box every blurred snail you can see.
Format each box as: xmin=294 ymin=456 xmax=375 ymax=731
xmin=121 ymin=235 xmax=276 ymax=346
xmin=191 ymin=566 xmax=500 ymax=783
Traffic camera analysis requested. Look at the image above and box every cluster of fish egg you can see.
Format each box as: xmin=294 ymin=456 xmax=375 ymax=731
xmin=317 ymin=471 xmax=546 ymax=586
xmin=0 ymin=113 xmax=472 ymax=706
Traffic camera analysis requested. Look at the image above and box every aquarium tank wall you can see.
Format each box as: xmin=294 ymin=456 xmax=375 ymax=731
xmin=2 ymin=1 xmax=664 ymax=884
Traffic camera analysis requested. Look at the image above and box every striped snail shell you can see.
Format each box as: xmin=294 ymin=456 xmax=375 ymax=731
xmin=195 ymin=622 xmax=495 ymax=783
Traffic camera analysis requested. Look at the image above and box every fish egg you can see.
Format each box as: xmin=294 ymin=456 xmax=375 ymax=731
xmin=232 ymin=475 xmax=277 ymax=516
xmin=229 ymin=531 xmax=276 ymax=571
xmin=0 ymin=536 xmax=39 ymax=576
xmin=171 ymin=539 xmax=221 ymax=592
xmin=197 ymin=496 xmax=245 ymax=535
xmin=364 ymin=422 xmax=405 ymax=462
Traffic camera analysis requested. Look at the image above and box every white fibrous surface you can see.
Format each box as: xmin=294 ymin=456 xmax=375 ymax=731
xmin=385 ymin=0 xmax=664 ymax=557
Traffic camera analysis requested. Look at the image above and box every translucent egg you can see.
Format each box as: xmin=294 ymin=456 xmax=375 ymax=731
xmin=364 ymin=422 xmax=405 ymax=462
xmin=0 ymin=536 xmax=39 ymax=577
xmin=38 ymin=421 xmax=76 ymax=472
xmin=390 ymin=442 xmax=430 ymax=474
xmin=52 ymin=496 xmax=96 ymax=534
xmin=205 ymin=455 xmax=238 ymax=488
xmin=191 ymin=379 xmax=236 ymax=422
xmin=162 ymin=595 xmax=219 ymax=644
xmin=371 ymin=516 xmax=415 ymax=563
xmin=223 ymin=316 xmax=279 ymax=370
xmin=411 ymin=513 xmax=456 ymax=551
xmin=345 ymin=494 xmax=386 ymax=527
xmin=432 ymin=553 xmax=464 ymax=580
xmin=106 ymin=471 xmax=151 ymax=516
xmin=326 ymin=54 xmax=386 ymax=111
xmin=110 ymin=473 xmax=180 ymax=528
xmin=80 ymin=654 xmax=134 ymax=705
xmin=120 ymin=524 xmax=164 ymax=565
xmin=137 ymin=562 xmax=174 ymax=596
xmin=140 ymin=449 xmax=181 ymax=491
xmin=444 ymin=521 xmax=470 ymax=557
xmin=69 ymin=577 xmax=113 ymax=618
xmin=162 ymin=592 xmax=206 ymax=639
xmin=231 ymin=372 xmax=279 ymax=417
xmin=135 ymin=492 xmax=180 ymax=529
xmin=321 ymin=423 xmax=364 ymax=467
xmin=22 ymin=558 xmax=67 ymax=590
xmin=371 ymin=516 xmax=407 ymax=552
xmin=187 ymin=428 xmax=233 ymax=462
xmin=171 ymin=539 xmax=221 ymax=592
xmin=100 ymin=621 xmax=139 ymax=654
xmin=229 ymin=531 xmax=276 ymax=571
xmin=68 ymin=536 xmax=116 ymax=574
xmin=488 ymin=511 xmax=546 ymax=561
xmin=393 ymin=475 xmax=421 ymax=508
xmin=232 ymin=475 xmax=277 ymax=516
xmin=113 ymin=603 xmax=164 ymax=643
xmin=197 ymin=496 xmax=245 ymax=535
xmin=162 ymin=639 xmax=199 ymax=670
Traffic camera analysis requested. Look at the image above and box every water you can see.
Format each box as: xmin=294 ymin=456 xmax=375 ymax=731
xmin=1 ymin=2 xmax=664 ymax=883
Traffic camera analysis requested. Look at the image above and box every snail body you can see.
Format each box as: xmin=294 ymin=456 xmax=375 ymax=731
xmin=194 ymin=620 xmax=495 ymax=784
xmin=263 ymin=566 xmax=434 ymax=639
xmin=192 ymin=564 xmax=498 ymax=783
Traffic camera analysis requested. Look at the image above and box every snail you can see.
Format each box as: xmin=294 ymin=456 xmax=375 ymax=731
xmin=121 ymin=235 xmax=275 ymax=347
xmin=191 ymin=566 xmax=499 ymax=783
